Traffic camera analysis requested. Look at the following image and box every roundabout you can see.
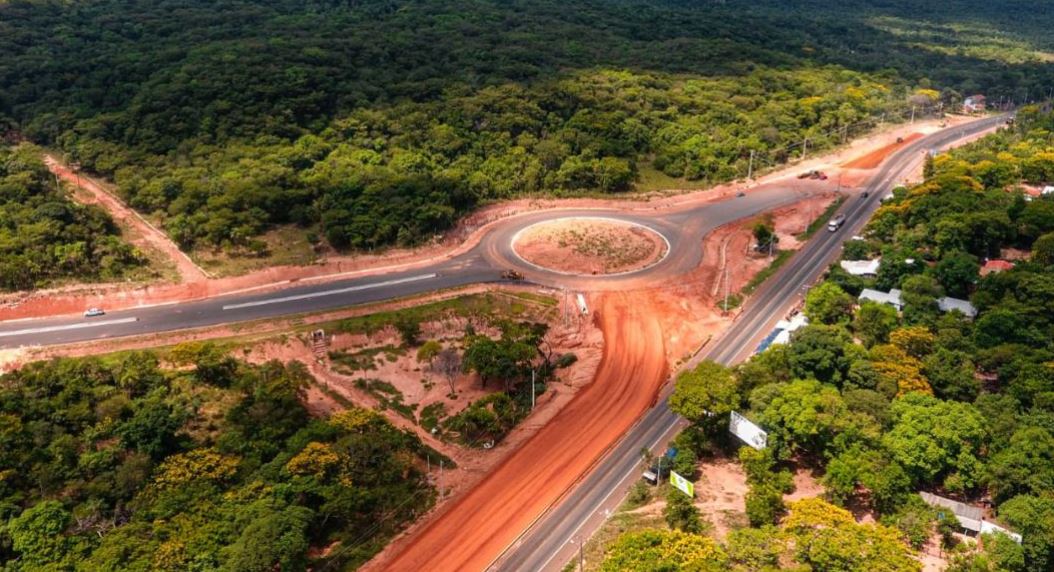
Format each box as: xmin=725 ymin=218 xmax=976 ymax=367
xmin=509 ymin=217 xmax=671 ymax=277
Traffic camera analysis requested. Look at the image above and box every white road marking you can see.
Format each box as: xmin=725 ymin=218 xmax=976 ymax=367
xmin=221 ymin=274 xmax=438 ymax=310
xmin=0 ymin=317 xmax=139 ymax=338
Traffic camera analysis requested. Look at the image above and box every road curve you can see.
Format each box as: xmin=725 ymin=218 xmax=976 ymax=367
xmin=491 ymin=113 xmax=1009 ymax=572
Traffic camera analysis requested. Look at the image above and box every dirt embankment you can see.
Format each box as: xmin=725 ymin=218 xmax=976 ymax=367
xmin=841 ymin=132 xmax=924 ymax=169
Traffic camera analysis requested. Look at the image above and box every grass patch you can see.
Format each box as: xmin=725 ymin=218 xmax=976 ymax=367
xmin=741 ymin=249 xmax=794 ymax=296
xmin=328 ymin=345 xmax=405 ymax=375
xmin=797 ymin=194 xmax=847 ymax=240
xmin=329 ymin=292 xmax=556 ymax=337
xmin=191 ymin=224 xmax=320 ymax=277
xmin=635 ymin=164 xmax=716 ymax=194
xmin=419 ymin=402 xmax=448 ymax=434
xmin=355 ymin=378 xmax=417 ymax=422
xmin=505 ymin=290 xmax=560 ymax=307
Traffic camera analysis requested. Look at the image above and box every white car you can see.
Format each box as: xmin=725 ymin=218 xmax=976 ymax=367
xmin=84 ymin=307 xmax=105 ymax=317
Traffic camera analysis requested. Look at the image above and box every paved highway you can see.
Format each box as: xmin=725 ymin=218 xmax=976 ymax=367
xmin=491 ymin=113 xmax=1009 ymax=572
xmin=2 ymin=184 xmax=808 ymax=348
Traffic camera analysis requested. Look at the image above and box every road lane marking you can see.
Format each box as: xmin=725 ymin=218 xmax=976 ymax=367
xmin=0 ymin=317 xmax=139 ymax=338
xmin=221 ymin=274 xmax=438 ymax=310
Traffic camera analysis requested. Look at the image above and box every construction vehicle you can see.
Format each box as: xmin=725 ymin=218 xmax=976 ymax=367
xmin=501 ymin=269 xmax=524 ymax=280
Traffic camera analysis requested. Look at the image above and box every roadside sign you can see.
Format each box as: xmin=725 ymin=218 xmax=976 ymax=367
xmin=730 ymin=411 xmax=768 ymax=450
xmin=670 ymin=471 xmax=694 ymax=498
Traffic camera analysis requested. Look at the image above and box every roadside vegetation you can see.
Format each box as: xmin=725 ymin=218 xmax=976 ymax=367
xmin=0 ymin=142 xmax=145 ymax=290
xmin=596 ymin=107 xmax=1054 ymax=570
xmin=0 ymin=350 xmax=439 ymax=571
xmin=2 ymin=0 xmax=1052 ymax=261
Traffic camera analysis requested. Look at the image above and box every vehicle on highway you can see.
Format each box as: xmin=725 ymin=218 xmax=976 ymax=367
xmin=861 ymin=190 xmax=869 ymax=198
xmin=827 ymin=213 xmax=847 ymax=232
xmin=501 ymin=269 xmax=524 ymax=280
xmin=84 ymin=307 xmax=105 ymax=317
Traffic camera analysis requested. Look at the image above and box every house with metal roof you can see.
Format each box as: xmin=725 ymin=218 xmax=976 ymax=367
xmin=937 ymin=296 xmax=978 ymax=319
xmin=858 ymin=288 xmax=903 ymax=311
xmin=839 ymin=259 xmax=880 ymax=277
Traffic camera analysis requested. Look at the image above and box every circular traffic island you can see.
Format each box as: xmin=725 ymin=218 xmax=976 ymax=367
xmin=512 ymin=217 xmax=669 ymax=276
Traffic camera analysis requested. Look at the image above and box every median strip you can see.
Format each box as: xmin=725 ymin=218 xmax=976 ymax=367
xmin=221 ymin=273 xmax=438 ymax=310
xmin=0 ymin=317 xmax=140 ymax=338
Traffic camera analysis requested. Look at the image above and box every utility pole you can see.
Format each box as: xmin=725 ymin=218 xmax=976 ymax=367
xmin=747 ymin=149 xmax=756 ymax=180
xmin=801 ymin=137 xmax=808 ymax=160
xmin=578 ymin=541 xmax=584 ymax=571
xmin=910 ymin=105 xmax=916 ymax=124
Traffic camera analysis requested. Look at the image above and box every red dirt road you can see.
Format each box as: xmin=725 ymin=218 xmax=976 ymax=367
xmin=45 ymin=155 xmax=209 ymax=283
xmin=377 ymin=293 xmax=668 ymax=572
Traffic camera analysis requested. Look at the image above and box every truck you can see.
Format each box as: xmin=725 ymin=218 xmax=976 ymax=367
xmin=827 ymin=213 xmax=847 ymax=232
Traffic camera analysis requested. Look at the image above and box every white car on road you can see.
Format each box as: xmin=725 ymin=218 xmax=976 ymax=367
xmin=84 ymin=307 xmax=105 ymax=317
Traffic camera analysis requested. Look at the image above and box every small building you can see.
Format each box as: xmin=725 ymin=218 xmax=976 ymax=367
xmin=1043 ymin=185 xmax=1054 ymax=196
xmin=938 ymin=296 xmax=978 ymax=319
xmin=963 ymin=95 xmax=987 ymax=113
xmin=840 ymin=259 xmax=881 ymax=277
xmin=919 ymin=492 xmax=1022 ymax=544
xmin=755 ymin=313 xmax=808 ymax=354
xmin=859 ymin=288 xmax=903 ymax=311
xmin=980 ymin=259 xmax=1015 ymax=276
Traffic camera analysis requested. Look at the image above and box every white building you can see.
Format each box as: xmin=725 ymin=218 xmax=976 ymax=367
xmin=859 ymin=288 xmax=904 ymax=311
xmin=840 ymin=259 xmax=881 ymax=277
xmin=938 ymin=296 xmax=978 ymax=319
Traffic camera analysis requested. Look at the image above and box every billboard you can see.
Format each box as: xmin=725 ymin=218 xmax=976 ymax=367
xmin=730 ymin=411 xmax=768 ymax=450
xmin=670 ymin=470 xmax=694 ymax=498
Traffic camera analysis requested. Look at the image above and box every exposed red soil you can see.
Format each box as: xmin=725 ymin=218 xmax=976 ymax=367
xmin=45 ymin=155 xmax=209 ymax=283
xmin=694 ymin=457 xmax=749 ymax=539
xmin=370 ymin=292 xmax=668 ymax=572
xmin=842 ymin=133 xmax=923 ymax=169
xmin=514 ymin=218 xmax=667 ymax=275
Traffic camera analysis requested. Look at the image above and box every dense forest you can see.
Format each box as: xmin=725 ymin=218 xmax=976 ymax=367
xmin=1 ymin=0 xmax=1052 ymax=254
xmin=0 ymin=347 xmax=439 ymax=570
xmin=612 ymin=107 xmax=1054 ymax=570
xmin=0 ymin=142 xmax=143 ymax=290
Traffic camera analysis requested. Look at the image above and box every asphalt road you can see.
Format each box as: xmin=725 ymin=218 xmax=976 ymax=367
xmin=490 ymin=113 xmax=1009 ymax=572
xmin=2 ymin=175 xmax=807 ymax=348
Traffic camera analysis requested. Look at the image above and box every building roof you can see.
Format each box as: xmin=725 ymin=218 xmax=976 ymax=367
xmin=756 ymin=313 xmax=808 ymax=354
xmin=980 ymin=259 xmax=1015 ymax=276
xmin=919 ymin=492 xmax=1022 ymax=543
xmin=919 ymin=492 xmax=984 ymax=521
xmin=859 ymin=288 xmax=903 ymax=308
xmin=840 ymin=259 xmax=881 ymax=276
xmin=938 ymin=296 xmax=978 ymax=318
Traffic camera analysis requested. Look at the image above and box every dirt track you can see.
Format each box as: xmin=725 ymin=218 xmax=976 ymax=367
xmin=45 ymin=155 xmax=209 ymax=283
xmin=375 ymin=292 xmax=667 ymax=572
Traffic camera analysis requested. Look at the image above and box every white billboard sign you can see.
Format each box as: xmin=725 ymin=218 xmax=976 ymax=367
xmin=670 ymin=470 xmax=694 ymax=498
xmin=730 ymin=411 xmax=768 ymax=450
